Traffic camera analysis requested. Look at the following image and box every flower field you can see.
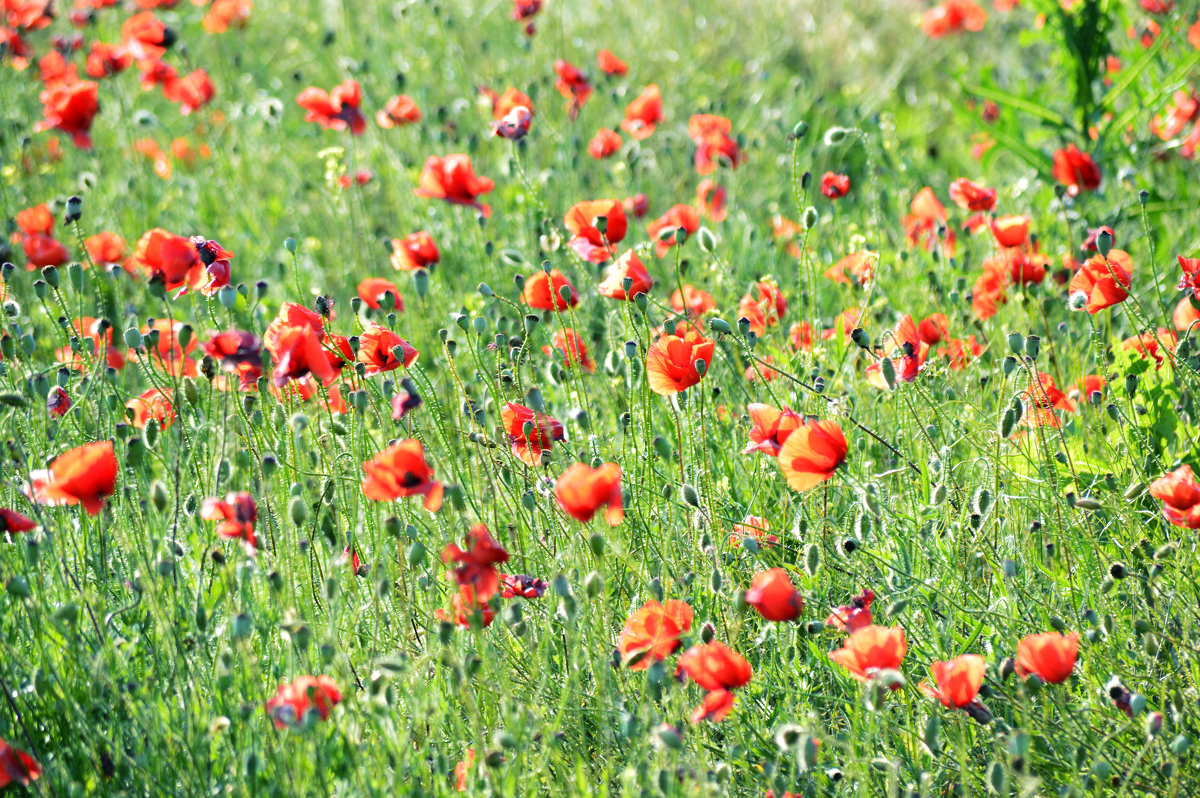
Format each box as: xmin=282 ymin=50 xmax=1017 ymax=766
xmin=2 ymin=0 xmax=1200 ymax=794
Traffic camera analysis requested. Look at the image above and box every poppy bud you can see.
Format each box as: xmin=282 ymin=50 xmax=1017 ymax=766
xmin=801 ymin=170 xmax=812 ymax=190
xmin=790 ymin=121 xmax=808 ymax=140
xmin=633 ymin=292 xmax=648 ymax=312
xmin=682 ymin=484 xmax=700 ymax=508
xmin=1146 ymin=712 xmax=1163 ymax=738
xmin=288 ymin=496 xmax=308 ymax=527
xmin=850 ymin=328 xmax=870 ymax=349
xmin=880 ymin=357 xmax=896 ymax=390
xmin=558 ymin=285 xmax=573 ymax=304
xmin=924 ymin=715 xmax=942 ymax=753
xmin=65 ymin=195 xmax=83 ymax=223
xmin=674 ymin=227 xmax=688 ymax=246
xmin=803 ymin=206 xmax=818 ymax=229
xmin=824 ymin=127 xmax=849 ymax=145
xmin=698 ymin=227 xmax=716 ymax=252
xmin=1124 ymin=374 xmax=1138 ymax=398
xmin=68 ymin=262 xmax=84 ymax=291
xmin=413 ymin=268 xmax=429 ymax=299
xmin=842 ymin=538 xmax=858 ymax=554
xmin=737 ymin=317 xmax=751 ymax=336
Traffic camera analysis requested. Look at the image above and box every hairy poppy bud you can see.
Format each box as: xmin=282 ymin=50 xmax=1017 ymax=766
xmin=824 ymin=127 xmax=849 ymax=145
xmin=803 ymin=206 xmax=818 ymax=230
xmin=66 ymin=195 xmax=83 ymax=223
xmin=413 ymin=268 xmax=429 ymax=299
xmin=682 ymin=484 xmax=700 ymax=508
xmin=698 ymin=227 xmax=716 ymax=252
xmin=1096 ymin=229 xmax=1113 ymax=257
xmin=790 ymin=121 xmax=808 ymax=140
xmin=850 ymin=327 xmax=870 ymax=349
xmin=288 ymin=496 xmax=308 ymax=527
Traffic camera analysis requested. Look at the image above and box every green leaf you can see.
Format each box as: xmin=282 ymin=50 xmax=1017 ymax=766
xmin=960 ymin=80 xmax=1069 ymax=130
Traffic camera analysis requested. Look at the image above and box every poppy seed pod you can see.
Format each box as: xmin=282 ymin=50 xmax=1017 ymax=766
xmin=1007 ymin=332 xmax=1023 ymax=354
xmin=709 ymin=317 xmax=732 ymax=335
xmin=66 ymin=195 xmax=83 ymax=223
xmin=478 ymin=282 xmax=494 ymax=297
xmin=1096 ymin=230 xmax=1113 ymax=257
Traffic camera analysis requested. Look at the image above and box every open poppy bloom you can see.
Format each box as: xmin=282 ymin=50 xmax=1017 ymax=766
xmin=671 ymin=285 xmax=716 ymax=317
xmin=164 ymin=69 xmax=215 ymax=115
xmin=1068 ymin=250 xmax=1131 ymax=313
xmin=746 ymin=568 xmax=804 ymax=622
xmin=1052 ymin=144 xmax=1101 ymax=195
xmin=376 ymin=94 xmax=421 ymax=128
xmin=203 ymin=330 xmax=262 ymax=390
xmin=0 ymin=739 xmax=41 ymax=788
xmin=203 ymin=0 xmax=253 ymax=33
xmin=36 ymin=76 xmax=100 ymax=149
xmin=442 ymin=524 xmax=509 ymax=604
xmin=829 ymin=625 xmax=907 ymax=683
xmin=598 ymin=251 xmax=652 ymax=300
xmin=921 ymin=0 xmax=987 ymax=37
xmin=743 ymin=403 xmax=802 ymax=456
xmin=646 ymin=331 xmax=715 ymax=395
xmin=500 ymin=402 xmax=565 ymax=465
xmin=488 ymin=87 xmax=534 ymax=121
xmin=357 ymin=277 xmax=404 ymax=311
xmin=824 ymin=252 xmax=877 ymax=287
xmin=940 ymin=336 xmax=986 ymax=371
xmin=597 ymin=49 xmax=628 ymax=76
xmin=128 ymin=228 xmax=205 ymax=295
xmin=695 ymin=179 xmax=727 ymax=222
xmin=0 ymin=508 xmax=36 ymax=535
xmin=28 ymin=440 xmax=118 ymax=515
xmin=920 ymin=654 xmax=986 ymax=708
xmin=553 ymin=59 xmax=592 ymax=118
xmin=777 ymin=419 xmax=847 ymax=492
xmin=86 ymin=41 xmax=133 ymax=79
xmin=492 ymin=104 xmax=532 ymax=140
xmin=1176 ymin=297 xmax=1200 ymax=330
xmin=620 ymin=84 xmax=663 ymax=139
xmin=1015 ymin=632 xmax=1079 ymax=683
xmin=57 ymin=317 xmax=125 ymax=372
xmin=191 ymin=236 xmax=234 ymax=297
xmin=361 ymin=439 xmax=443 ymax=511
xmin=676 ymin=641 xmax=753 ymax=723
xmin=737 ymin=280 xmax=787 ymax=335
xmin=357 ymin=324 xmax=418 ymax=375
xmin=588 ymin=128 xmax=622 ymax=159
xmin=730 ymin=516 xmax=778 ymax=548
xmin=865 ymin=315 xmax=927 ymax=390
xmin=821 ymin=172 xmax=850 ymax=199
xmin=948 ymin=177 xmax=996 ymax=211
xmin=826 ymin=589 xmax=875 ymax=632
xmin=554 ymin=462 xmax=623 ymax=525
xmin=647 ymin=204 xmax=701 ymax=257
xmin=126 ymin=387 xmax=175 ymax=429
xmin=454 ymin=748 xmax=476 ymax=792
xmin=84 ymin=231 xmax=127 ymax=268
xmin=688 ymin=114 xmax=743 ymax=174
xmin=296 ymin=79 xmax=366 ymax=134
xmin=624 ymin=193 xmax=649 ymax=218
xmin=265 ymin=676 xmax=342 ymax=729
xmin=436 ymin=593 xmax=496 ymax=628
xmin=522 ymin=268 xmax=579 ymax=310
xmin=617 ymin=599 xmax=693 ymax=669
xmin=903 ymin=187 xmax=954 ymax=254
xmin=1122 ymin=328 xmax=1175 ymax=368
xmin=500 ymin=573 xmax=549 ymax=599
xmin=201 ymin=491 xmax=258 ymax=551
xmin=971 ymin=256 xmax=1009 ymax=320
xmin=390 ymin=231 xmax=439 ymax=272
xmin=542 ymin=328 xmax=595 ymax=373
xmin=1150 ymin=464 xmax=1200 ymax=528
xmin=564 ymin=198 xmax=626 ymax=263
xmin=264 ymin=303 xmax=346 ymax=388
xmin=414 ymin=154 xmax=495 ymax=217
xmin=917 ymin=314 xmax=949 ymax=345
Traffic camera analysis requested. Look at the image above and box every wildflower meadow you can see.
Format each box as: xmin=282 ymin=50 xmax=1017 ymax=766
xmin=2 ymin=0 xmax=1200 ymax=794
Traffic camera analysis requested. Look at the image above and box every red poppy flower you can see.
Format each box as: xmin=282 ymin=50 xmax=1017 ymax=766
xmin=0 ymin=508 xmax=36 ymax=534
xmin=917 ymin=313 xmax=949 ymax=345
xmin=1008 ymin=249 xmax=1049 ymax=285
xmin=865 ymin=315 xmax=927 ymax=390
xmin=820 ymin=172 xmax=850 ymax=199
xmin=376 ymin=94 xmax=421 ymax=128
xmin=624 ymin=193 xmax=649 ymax=218
xmin=203 ymin=330 xmax=262 ymax=389
xmin=358 ymin=324 xmax=418 ymax=375
xmin=1176 ymin=254 xmax=1200 ymax=294
xmin=670 ymin=285 xmax=715 ymax=317
xmin=390 ymin=231 xmax=439 ymax=272
xmin=617 ymin=599 xmax=693 ymax=669
xmin=971 ymin=256 xmax=1009 ymax=320
xmin=920 ymin=655 xmax=986 ymax=708
xmin=1149 ymin=465 xmax=1200 ymax=528
xmin=500 ymin=574 xmax=548 ymax=599
xmin=130 ymin=319 xmax=198 ymax=377
xmin=990 ymin=215 xmax=1030 ymax=248
xmin=829 ymin=625 xmax=907 ymax=683
xmin=588 ymin=128 xmax=622 ymax=159
xmin=121 ymin=11 xmax=172 ymax=59
xmin=84 ymin=231 xmax=126 ymax=267
xmin=414 ymin=154 xmax=495 ymax=217
xmin=554 ymin=462 xmax=623 ymax=525
xmin=1123 ymin=328 xmax=1175 ymax=368
xmin=28 ymin=440 xmax=118 ymax=515
xmin=490 ymin=87 xmax=534 ymax=120
xmin=730 ymin=515 xmax=778 ymax=548
xmin=1015 ymin=632 xmax=1079 ymax=683
xmin=777 ymin=419 xmax=847 ymax=492
xmin=737 ymin=280 xmax=786 ymax=334
xmin=647 ymin=204 xmax=700 ymax=257
xmin=824 ymin=251 xmax=877 ymax=287
xmin=553 ymin=59 xmax=592 ymax=119
xmin=356 ymin=277 xmax=403 ymax=311
xmin=688 ymin=114 xmax=743 ymax=174
xmin=361 ymin=439 xmax=443 ymax=511
xmin=598 ymin=251 xmax=652 ymax=300
xmin=442 ymin=524 xmax=509 ymax=604
xmin=203 ymin=0 xmax=252 ymax=33
xmin=191 ymin=236 xmax=234 ymax=296
xmin=500 ymin=402 xmax=565 ymax=465
xmin=1052 ymin=144 xmax=1101 ymax=194
xmin=822 ymin=306 xmax=863 ymax=342
xmin=789 ymin=321 xmax=813 ymax=351
xmin=596 ymin=49 xmax=627 ymax=76
xmin=522 ymin=268 xmax=579 ymax=311
xmin=436 ymin=592 xmax=496 ymax=627
xmin=1068 ymin=250 xmax=1131 ymax=313
xmin=36 ymin=77 xmax=99 ymax=149
xmin=564 ymin=198 xmax=626 ymax=263
xmin=746 ymin=568 xmax=804 ymax=622
xmin=542 ymin=327 xmax=595 ymax=373
xmin=15 ymin=203 xmax=53 ymax=235
xmin=677 ymin=641 xmax=753 ymax=723
xmin=743 ymin=403 xmax=802 ymax=456
xmin=941 ymin=335 xmax=986 ymax=370
xmin=201 ymin=491 xmax=258 ymax=550
xmin=620 ymin=84 xmax=663 ymax=139
xmin=948 ymin=177 xmax=996 ymax=211
xmin=128 ymin=228 xmax=205 ymax=294
xmin=126 ymin=387 xmax=175 ymax=429
xmin=492 ymin=104 xmax=531 ymax=140
xmin=265 ymin=675 xmax=341 ymax=729
xmin=921 ymin=0 xmax=987 ymax=37
xmin=296 ymin=79 xmax=366 ymax=134
xmin=696 ymin=179 xmax=726 ymax=222
xmin=826 ymin=589 xmax=875 ymax=632
xmin=1175 ymin=297 xmax=1200 ymax=330
xmin=163 ymin=68 xmax=215 ymax=115
xmin=0 ymin=739 xmax=41 ymax=788
xmin=511 ymin=0 xmax=541 ymax=21
xmin=646 ymin=331 xmax=715 ymax=395
xmin=454 ymin=749 xmax=475 ymax=792
xmin=903 ymin=187 xmax=955 ymax=254
xmin=21 ymin=232 xmax=69 ymax=270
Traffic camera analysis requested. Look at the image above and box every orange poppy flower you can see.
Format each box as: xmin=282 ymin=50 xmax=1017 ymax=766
xmin=921 ymin=0 xmax=987 ymax=37
xmin=588 ymin=128 xmax=622 ymax=159
xmin=361 ymin=439 xmax=443 ymax=511
xmin=201 ymin=491 xmax=258 ymax=550
xmin=297 ymin=79 xmax=365 ymax=134
xmin=691 ymin=688 xmax=737 ymax=723
xmin=564 ymin=198 xmax=626 ymax=263
xmin=390 ymin=231 xmax=439 ymax=272
xmin=824 ymin=251 xmax=877 ymax=287
xmin=948 ymin=178 xmax=996 ymax=211
xmin=436 ymin=592 xmax=496 ymax=627
xmin=413 ymin=154 xmax=495 ymax=217
xmin=990 ymin=215 xmax=1030 ymax=248
xmin=646 ymin=331 xmax=715 ymax=395
xmin=35 ymin=77 xmax=100 ymax=149
xmin=1069 ymin=250 xmax=1131 ymax=313
xmin=688 ymin=114 xmax=743 ymax=174
xmin=1150 ymin=464 xmax=1200 ymax=528
xmin=490 ymin=87 xmax=534 ymax=120
xmin=542 ymin=328 xmax=595 ymax=373
xmin=663 ymin=286 xmax=710 ymax=318
xmin=15 ymin=203 xmax=52 ymax=235
xmin=56 ymin=317 xmax=124 ymax=371
xmin=265 ymin=676 xmax=341 ymax=729
xmin=920 ymin=655 xmax=986 ymax=708
xmin=826 ymin=589 xmax=875 ymax=633
xmin=376 ymin=94 xmax=421 ymax=128
xmin=596 ymin=49 xmax=627 ymax=76
xmin=128 ymin=228 xmax=205 ymax=294
xmin=743 ymin=403 xmax=802 ymax=456
xmin=597 ymin=250 xmax=652 ymax=300
xmin=500 ymin=402 xmax=565 ymax=465
xmin=0 ymin=739 xmax=40 ymax=788
xmin=357 ymin=324 xmax=418 ymax=375
xmin=865 ymin=315 xmax=927 ymax=390
xmin=265 ymin=306 xmax=344 ymax=388
xmin=620 ymin=84 xmax=663 ymax=139
xmin=903 ymin=187 xmax=954 ymax=254
xmin=820 ymin=172 xmax=850 ymax=199
xmin=677 ymin=641 xmax=753 ymax=722
xmin=1052 ymin=144 xmax=1101 ymax=195
xmin=1122 ymin=328 xmax=1175 ymax=368
xmin=28 ymin=440 xmax=118 ymax=515
xmin=777 ymin=419 xmax=847 ymax=492
xmin=553 ymin=59 xmax=592 ymax=119
xmin=454 ymin=749 xmax=475 ymax=792
xmin=1015 ymin=632 xmax=1079 ymax=683
xmin=554 ymin=462 xmax=623 ymax=525
xmin=971 ymin=256 xmax=1009 ymax=320
xmin=203 ymin=0 xmax=252 ymax=33
xmin=696 ymin=179 xmax=726 ymax=222
xmin=357 ymin=277 xmax=404 ymax=311
xmin=788 ymin=321 xmax=813 ymax=351
xmin=746 ymin=568 xmax=804 ymax=622
xmin=916 ymin=313 xmax=949 ymax=345
xmin=20 ymin=231 xmax=68 ymax=270
xmin=829 ymin=625 xmax=907 ymax=683
xmin=522 ymin=268 xmax=579 ymax=310
xmin=442 ymin=524 xmax=509 ymax=604
xmin=647 ymin=204 xmax=700 ymax=257
xmin=822 ymin=306 xmax=864 ymax=342
xmin=84 ymin=231 xmax=127 ymax=267
xmin=1174 ymin=297 xmax=1200 ymax=330
xmin=617 ymin=599 xmax=693 ymax=669
xmin=131 ymin=318 xmax=198 ymax=377
xmin=126 ymin=387 xmax=175 ymax=429
xmin=163 ymin=68 xmax=215 ymax=115
xmin=940 ymin=336 xmax=985 ymax=370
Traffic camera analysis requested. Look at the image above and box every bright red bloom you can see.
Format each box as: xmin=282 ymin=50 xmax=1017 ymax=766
xmin=777 ymin=419 xmax=847 ymax=492
xmin=1123 ymin=328 xmax=1176 ymax=368
xmin=358 ymin=324 xmax=418 ymax=375
xmin=554 ymin=462 xmax=623 ymax=525
xmin=588 ymin=128 xmax=622 ymax=159
xmin=553 ymin=59 xmax=592 ymax=119
xmin=829 ymin=625 xmax=907 ymax=682
xmin=820 ymin=172 xmax=850 ymax=199
xmin=1175 ymin=297 xmax=1200 ymax=331
xmin=972 ymin=256 xmax=1009 ymax=320
xmin=691 ymin=688 xmax=737 ymax=723
xmin=746 ymin=568 xmax=804 ymax=622
xmin=990 ymin=215 xmax=1030 ymax=248
xmin=1069 ymin=250 xmax=1131 ymax=313
xmin=361 ymin=439 xmax=443 ymax=511
xmin=201 ymin=491 xmax=258 ymax=550
xmin=15 ymin=203 xmax=52 ymax=235
xmin=203 ymin=0 xmax=253 ymax=33
xmin=492 ymin=104 xmax=532 ymax=140
xmin=1052 ymin=144 xmax=1102 ymax=194
xmin=617 ymin=600 xmax=693 ymax=669
xmin=542 ymin=327 xmax=595 ymax=373
xmin=121 ymin=11 xmax=171 ymax=58
xmin=126 ymin=387 xmax=175 ymax=429
xmin=0 ymin=508 xmax=36 ymax=534
xmin=0 ymin=739 xmax=41 ymax=788
xmin=36 ymin=77 xmax=100 ymax=149
xmin=28 ymin=440 xmax=118 ymax=515
xmin=163 ymin=68 xmax=215 ymax=115
xmin=917 ymin=313 xmax=949 ymax=345
xmin=297 ymin=79 xmax=366 ymax=134
xmin=489 ymin=87 xmax=534 ymax=121
xmin=598 ymin=250 xmax=652 ymax=300
xmin=677 ymin=641 xmax=753 ymax=723
xmin=646 ymin=331 xmax=715 ymax=395
xmin=826 ymin=589 xmax=875 ymax=633
xmin=789 ymin=321 xmax=813 ymax=351
xmin=922 ymin=0 xmax=987 ymax=37
xmin=265 ymin=676 xmax=341 ymax=729
xmin=128 ymin=228 xmax=205 ymax=294
xmin=21 ymin=232 xmax=69 ymax=270
xmin=597 ymin=49 xmax=627 ymax=75
xmin=921 ymin=655 xmax=986 ymax=708
xmin=510 ymin=0 xmax=541 ymax=20
xmin=824 ymin=251 xmax=878 ymax=287
xmin=621 ymin=84 xmax=663 ymax=139
xmin=941 ymin=335 xmax=986 ymax=370
xmin=647 ymin=204 xmax=700 ymax=258
xmin=500 ymin=402 xmax=565 ymax=465
xmin=671 ymin=285 xmax=716 ymax=317
xmin=203 ymin=330 xmax=262 ymax=390
xmin=454 ymin=749 xmax=475 ymax=792
xmin=442 ymin=524 xmax=509 ymax=604
xmin=84 ymin=231 xmax=126 ymax=267
xmin=564 ymin=198 xmax=626 ymax=263
xmin=522 ymin=268 xmax=579 ymax=311
xmin=865 ymin=315 xmax=927 ymax=390
xmin=695 ymin=178 xmax=726 ymax=222
xmin=390 ymin=231 xmax=439 ymax=272
xmin=1150 ymin=465 xmax=1200 ymax=528
xmin=414 ymin=155 xmax=495 ymax=217
xmin=624 ymin=193 xmax=649 ymax=218
xmin=904 ymin=187 xmax=954 ymax=254
xmin=688 ymin=114 xmax=743 ymax=174
xmin=376 ymin=94 xmax=421 ymax=128
xmin=1015 ymin=632 xmax=1079 ymax=683
xmin=357 ymin=277 xmax=403 ymax=311
xmin=948 ymin=178 xmax=996 ymax=211
xmin=1176 ymin=255 xmax=1200 ymax=294
xmin=743 ymin=403 xmax=802 ymax=456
